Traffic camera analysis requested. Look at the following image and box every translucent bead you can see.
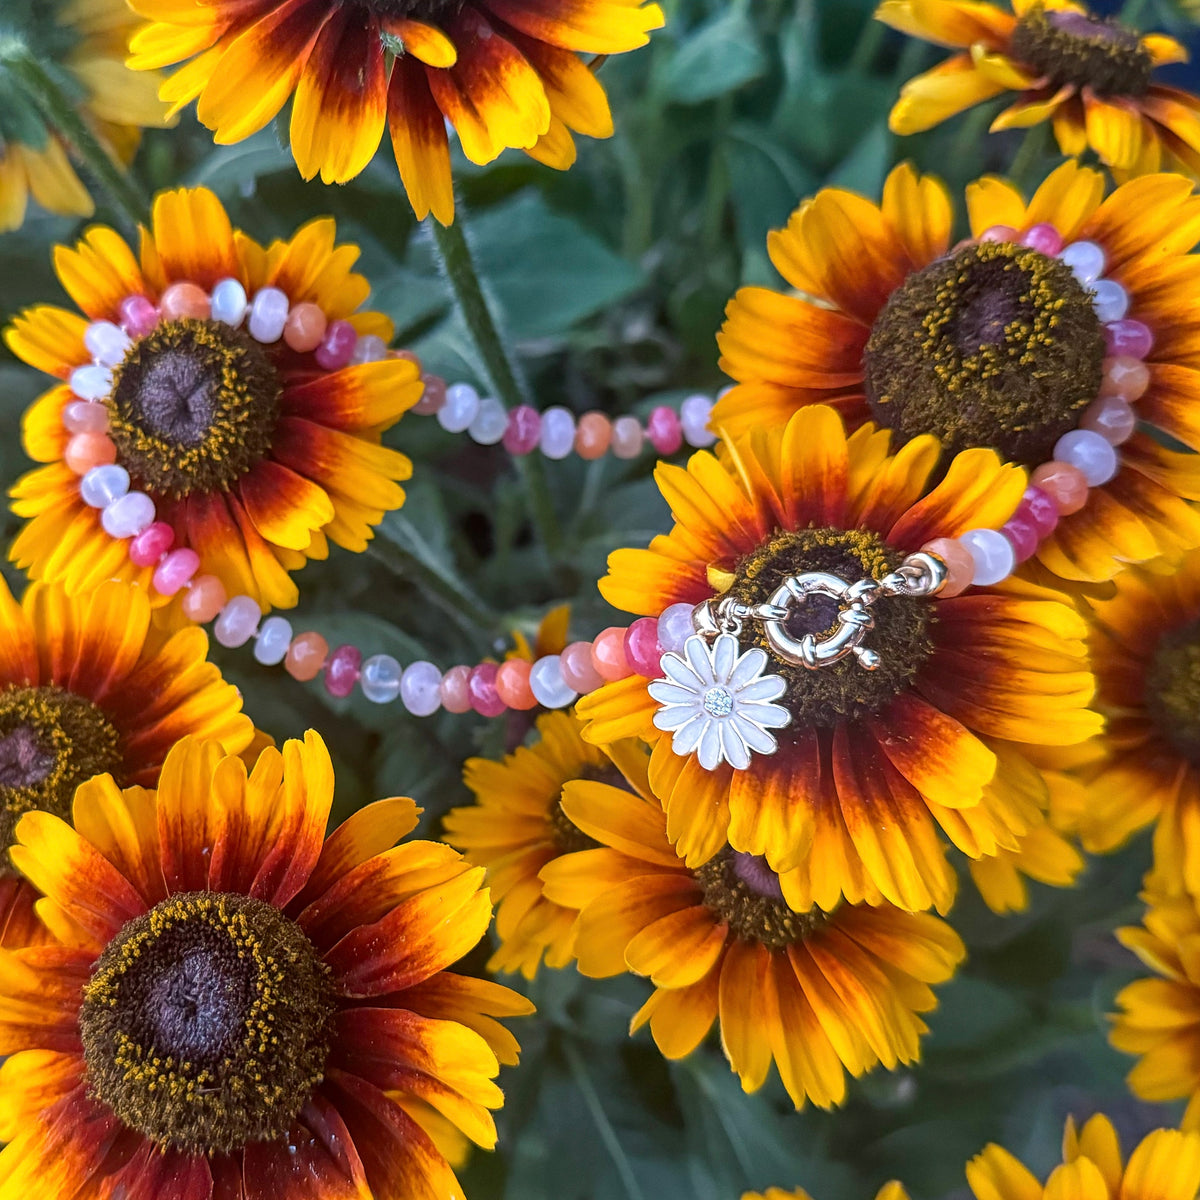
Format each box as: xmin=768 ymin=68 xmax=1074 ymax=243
xmin=496 ymin=659 xmax=537 ymax=710
xmin=283 ymin=302 xmax=327 ymax=353
xmin=503 ymin=405 xmax=541 ymax=454
xmin=611 ymin=416 xmax=644 ymax=459
xmin=1098 ymin=356 xmax=1151 ymax=402
xmin=529 ymin=655 xmax=578 ymax=709
xmin=315 ymin=320 xmax=357 ymax=370
xmin=401 ymin=660 xmax=443 ymax=716
xmin=468 ymin=397 xmax=508 ymax=445
xmin=1021 ymin=223 xmax=1062 ymax=256
xmin=254 ymin=616 xmax=294 ymax=665
xmin=468 ymin=663 xmax=505 ymax=717
xmin=1104 ymin=319 xmax=1154 ymax=360
xmin=539 ymin=407 xmax=576 ymax=459
xmin=63 ymin=400 xmax=109 ymax=435
xmin=959 ymin=529 xmax=1016 ymax=587
xmin=1059 ymin=240 xmax=1106 ymax=284
xmin=979 ymin=224 xmax=1019 ymax=243
xmin=1080 ymin=395 xmax=1136 ymax=445
xmin=64 ymin=433 xmax=116 ymax=474
xmin=84 ymin=321 xmax=131 ymax=368
xmin=1022 ymin=486 xmax=1059 ymax=538
xmin=438 ymin=383 xmax=480 ymax=433
xmin=440 ymin=665 xmax=473 ymax=713
xmin=160 ymin=282 xmax=210 ymax=322
xmin=80 ymin=464 xmax=129 ymax=508
xmin=575 ymin=412 xmax=611 ymax=460
xmin=921 ymin=537 xmax=975 ymax=597
xmin=325 ymin=645 xmax=362 ymax=699
xmin=285 ymin=632 xmax=328 ymax=681
xmin=119 ymin=295 xmax=159 ymax=338
xmin=214 ymin=595 xmax=262 ymax=648
xmin=680 ymin=394 xmax=716 ymax=447
xmin=152 ymin=548 xmax=200 ymax=595
xmin=1054 ymin=428 xmax=1119 ymax=486
xmin=350 ymin=334 xmax=389 ymax=364
xmin=1091 ymin=279 xmax=1129 ymax=323
xmin=624 ymin=617 xmax=663 ymax=677
xmin=361 ymin=654 xmax=403 ymax=703
xmin=560 ymin=642 xmax=604 ymax=693
xmin=1030 ymin=462 xmax=1089 ymax=515
xmin=1000 ymin=512 xmax=1040 ymax=563
xmin=210 ymin=278 xmax=248 ymax=327
xmin=248 ymin=287 xmax=289 ymax=343
xmin=70 ymin=364 xmax=113 ymax=402
xmin=413 ymin=375 xmax=446 ymax=415
xmin=657 ymin=602 xmax=695 ymax=654
xmin=591 ymin=627 xmax=632 ymax=682
xmin=101 ymin=491 xmax=155 ymax=539
xmin=128 ymin=522 xmax=174 ymax=567
xmin=181 ymin=575 xmax=226 ymax=623
xmin=647 ymin=406 xmax=683 ymax=454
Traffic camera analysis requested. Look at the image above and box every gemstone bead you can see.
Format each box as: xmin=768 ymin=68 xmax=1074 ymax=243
xmin=469 ymin=397 xmax=509 ymax=445
xmin=70 ymin=364 xmax=112 ymax=402
xmin=529 ymin=655 xmax=578 ymax=709
xmin=646 ymin=405 xmax=683 ymax=455
xmin=119 ymin=295 xmax=159 ymax=338
xmin=361 ymin=654 xmax=403 ymax=703
xmin=1104 ymin=319 xmax=1154 ymax=360
xmin=315 ymin=320 xmax=357 ymax=370
xmin=1054 ymin=428 xmax=1119 ymax=486
xmin=960 ymin=528 xmax=1016 ymax=587
xmin=1030 ymin=461 xmax=1089 ymax=514
xmin=575 ymin=412 xmax=612 ymax=460
xmin=180 ymin=575 xmax=226 ymax=623
xmin=502 ymin=405 xmax=541 ymax=454
xmin=254 ymin=616 xmax=294 ymax=665
xmin=413 ymin=375 xmax=447 ymax=415
xmin=1059 ymin=239 xmax=1106 ymax=284
xmin=657 ymin=602 xmax=695 ymax=654
xmin=101 ymin=491 xmax=155 ymax=539
xmin=591 ymin=626 xmax=632 ymax=682
xmin=680 ymin=394 xmax=716 ymax=447
xmin=63 ymin=400 xmax=109 ymax=435
xmin=496 ymin=659 xmax=537 ymax=710
xmin=1021 ymin=223 xmax=1063 ymax=257
xmin=921 ymin=537 xmax=975 ymax=598
xmin=979 ymin=224 xmax=1019 ymax=243
xmin=210 ymin=278 xmax=248 ymax=327
xmin=1000 ymin=512 xmax=1040 ymax=563
xmin=1080 ymin=395 xmax=1136 ymax=445
xmin=325 ymin=645 xmax=362 ymax=699
xmin=80 ymin=464 xmax=129 ymax=508
xmin=128 ymin=522 xmax=174 ymax=567
xmin=560 ymin=641 xmax=604 ymax=693
xmin=1098 ymin=355 xmax=1151 ymax=402
xmin=539 ymin=407 xmax=576 ymax=459
xmin=160 ymin=282 xmax=211 ymax=322
xmin=1091 ymin=279 xmax=1129 ymax=324
xmin=468 ymin=663 xmax=505 ymax=717
xmin=84 ymin=321 xmax=131 ymax=368
xmin=214 ymin=595 xmax=262 ymax=648
xmin=350 ymin=334 xmax=389 ymax=364
xmin=1022 ymin=486 xmax=1060 ymax=538
xmin=153 ymin=548 xmax=200 ymax=595
xmin=624 ymin=617 xmax=663 ymax=678
xmin=440 ymin=665 xmax=473 ymax=713
xmin=65 ymin=432 xmax=117 ymax=474
xmin=438 ymin=382 xmax=480 ymax=433
xmin=283 ymin=302 xmax=327 ymax=353
xmin=401 ymin=661 xmax=444 ymax=716
xmin=611 ymin=416 xmax=644 ymax=459
xmin=247 ymin=287 xmax=288 ymax=343
xmin=285 ymin=632 xmax=328 ymax=681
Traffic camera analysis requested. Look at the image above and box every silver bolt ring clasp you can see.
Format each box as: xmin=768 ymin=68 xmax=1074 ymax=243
xmin=762 ymin=572 xmax=881 ymax=671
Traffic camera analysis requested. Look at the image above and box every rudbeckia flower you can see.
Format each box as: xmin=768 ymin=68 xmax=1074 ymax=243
xmin=0 ymin=731 xmax=532 ymax=1197
xmin=539 ymin=763 xmax=965 ymax=1110
xmin=714 ymin=161 xmax=1200 ymax=584
xmin=445 ymin=709 xmax=650 ymax=979
xmin=124 ymin=0 xmax=665 ymax=225
xmin=0 ymin=0 xmax=172 ymax=231
xmin=6 ymin=186 xmax=422 ymax=614
xmin=576 ymin=405 xmax=1100 ymax=913
xmin=0 ymin=575 xmax=254 ymax=948
xmin=876 ymin=0 xmax=1197 ymax=177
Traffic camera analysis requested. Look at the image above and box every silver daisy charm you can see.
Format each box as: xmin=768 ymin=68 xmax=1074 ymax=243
xmin=648 ymin=633 xmax=791 ymax=771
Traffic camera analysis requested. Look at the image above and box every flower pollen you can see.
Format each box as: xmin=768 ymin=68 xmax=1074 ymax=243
xmin=696 ymin=849 xmax=825 ymax=951
xmin=1145 ymin=620 xmax=1200 ymax=763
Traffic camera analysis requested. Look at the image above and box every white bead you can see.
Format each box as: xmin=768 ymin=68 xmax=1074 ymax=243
xmin=80 ymin=464 xmax=129 ymax=508
xmin=101 ymin=491 xmax=155 ymax=539
xmin=680 ymin=394 xmax=716 ymax=447
xmin=248 ymin=287 xmax=289 ymax=344
xmin=349 ymin=334 xmax=388 ymax=364
xmin=529 ymin=655 xmax=578 ymax=709
xmin=361 ymin=654 xmax=403 ymax=703
xmin=70 ymin=364 xmax=113 ymax=402
xmin=1054 ymin=428 xmax=1119 ymax=486
xmin=400 ymin=660 xmax=442 ymax=716
xmin=254 ymin=616 xmax=293 ymax=665
xmin=1091 ymin=279 xmax=1129 ymax=324
xmin=539 ymin=406 xmax=576 ymax=459
xmin=1059 ymin=240 xmax=1106 ymax=285
xmin=468 ymin=396 xmax=508 ymax=445
xmin=214 ymin=595 xmax=262 ymax=648
xmin=437 ymin=383 xmax=480 ymax=433
xmin=959 ymin=528 xmax=1016 ymax=587
xmin=211 ymin=278 xmax=249 ymax=327
xmin=657 ymin=602 xmax=696 ymax=654
xmin=84 ymin=321 xmax=131 ymax=368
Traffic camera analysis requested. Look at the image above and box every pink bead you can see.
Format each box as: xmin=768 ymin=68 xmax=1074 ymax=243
xmin=592 ymin=626 xmax=633 ymax=683
xmin=560 ymin=641 xmax=605 ymax=693
xmin=180 ymin=574 xmax=226 ymax=623
xmin=979 ymin=224 xmax=1019 ymax=243
xmin=623 ymin=617 xmax=663 ymax=678
xmin=1000 ymin=513 xmax=1041 ymax=563
xmin=1098 ymin=356 xmax=1151 ymax=402
xmin=128 ymin=521 xmax=175 ymax=567
xmin=394 ymin=349 xmax=422 ymax=370
xmin=468 ymin=663 xmax=506 ymax=717
xmin=1022 ymin=486 xmax=1059 ymax=538
xmin=119 ymin=295 xmax=159 ymax=338
xmin=440 ymin=665 xmax=473 ymax=713
xmin=495 ymin=659 xmax=537 ymax=710
xmin=64 ymin=432 xmax=116 ymax=474
xmin=324 ymin=644 xmax=362 ymax=699
xmin=1030 ymin=461 xmax=1089 ymax=515
xmin=283 ymin=302 xmax=329 ymax=353
xmin=152 ymin=547 xmax=200 ymax=596
xmin=1104 ymin=319 xmax=1154 ymax=360
xmin=1021 ymin=223 xmax=1063 ymax=256
xmin=611 ymin=416 xmax=644 ymax=459
xmin=159 ymin=282 xmax=211 ymax=322
xmin=413 ymin=375 xmax=447 ymax=415
xmin=503 ymin=405 xmax=541 ymax=455
xmin=62 ymin=400 xmax=109 ymax=435
xmin=646 ymin=406 xmax=683 ymax=455
xmin=922 ymin=537 xmax=975 ymax=598
xmin=1080 ymin=394 xmax=1137 ymax=445
xmin=314 ymin=320 xmax=357 ymax=370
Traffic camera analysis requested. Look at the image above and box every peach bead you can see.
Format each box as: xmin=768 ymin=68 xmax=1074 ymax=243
xmin=922 ymin=538 xmax=975 ymax=598
xmin=65 ymin=432 xmax=116 ymax=474
xmin=394 ymin=349 xmax=422 ymax=370
xmin=496 ymin=659 xmax=537 ymax=710
xmin=1030 ymin=461 xmax=1089 ymax=515
xmin=285 ymin=632 xmax=329 ymax=681
xmin=561 ymin=641 xmax=604 ymax=693
xmin=575 ymin=412 xmax=612 ymax=460
xmin=160 ymin=282 xmax=211 ymax=322
xmin=283 ymin=302 xmax=328 ymax=353
xmin=1098 ymin=356 xmax=1151 ymax=403
xmin=180 ymin=574 xmax=227 ymax=623
xmin=591 ymin=626 xmax=632 ymax=682
xmin=440 ymin=665 xmax=473 ymax=713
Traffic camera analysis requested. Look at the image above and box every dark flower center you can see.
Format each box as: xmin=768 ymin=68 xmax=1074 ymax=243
xmin=695 ymin=848 xmax=825 ymax=951
xmin=1010 ymin=3 xmax=1153 ymax=97
xmin=864 ymin=240 xmax=1105 ymax=464
xmin=1145 ymin=620 xmax=1200 ymax=763
xmin=80 ymin=892 xmax=335 ymax=1155
xmin=107 ymin=319 xmax=281 ymax=500
xmin=362 ymin=0 xmax=463 ymax=20
xmin=550 ymin=765 xmax=626 ymax=854
xmin=0 ymin=685 xmax=122 ymax=865
xmin=727 ymin=526 xmax=935 ymax=727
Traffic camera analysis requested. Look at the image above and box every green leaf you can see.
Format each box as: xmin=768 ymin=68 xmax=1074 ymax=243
xmin=664 ymin=11 xmax=769 ymax=105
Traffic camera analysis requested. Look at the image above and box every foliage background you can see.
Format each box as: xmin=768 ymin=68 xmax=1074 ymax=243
xmin=4 ymin=0 xmax=1200 ymax=1194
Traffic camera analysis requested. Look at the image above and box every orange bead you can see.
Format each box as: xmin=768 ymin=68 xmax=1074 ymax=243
xmin=591 ymin=626 xmax=632 ymax=682
xmin=160 ymin=282 xmax=211 ymax=322
xmin=1030 ymin=461 xmax=1089 ymax=515
xmin=285 ymin=631 xmax=329 ymax=681
xmin=180 ymin=574 xmax=227 ymax=624
xmin=64 ymin=432 xmax=116 ymax=474
xmin=496 ymin=659 xmax=537 ymax=710
xmin=921 ymin=538 xmax=974 ymax=598
xmin=283 ymin=302 xmax=328 ymax=353
xmin=575 ymin=412 xmax=612 ymax=460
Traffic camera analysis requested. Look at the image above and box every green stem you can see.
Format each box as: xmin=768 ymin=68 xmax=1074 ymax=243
xmin=1008 ymin=123 xmax=1049 ymax=191
xmin=0 ymin=36 xmax=151 ymax=230
xmin=430 ymin=217 xmax=562 ymax=557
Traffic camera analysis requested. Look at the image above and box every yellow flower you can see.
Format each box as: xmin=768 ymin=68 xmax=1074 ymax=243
xmin=876 ymin=0 xmax=1197 ymax=178
xmin=125 ymin=0 xmax=665 ymax=225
